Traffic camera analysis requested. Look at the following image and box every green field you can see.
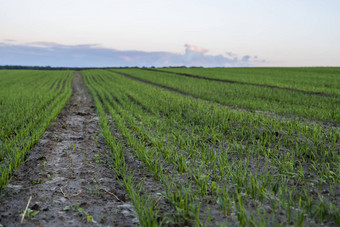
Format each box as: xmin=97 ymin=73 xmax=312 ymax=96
xmin=1 ymin=68 xmax=339 ymax=226
xmin=159 ymin=67 xmax=340 ymax=96
xmin=112 ymin=68 xmax=340 ymax=123
xmin=0 ymin=70 xmax=72 ymax=188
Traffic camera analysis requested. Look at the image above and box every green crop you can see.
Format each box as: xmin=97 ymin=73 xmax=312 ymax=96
xmin=159 ymin=67 xmax=340 ymax=96
xmin=112 ymin=68 xmax=340 ymax=123
xmin=2 ymin=67 xmax=338 ymax=226
xmin=0 ymin=70 xmax=72 ymax=190
xmin=82 ymin=69 xmax=339 ymax=226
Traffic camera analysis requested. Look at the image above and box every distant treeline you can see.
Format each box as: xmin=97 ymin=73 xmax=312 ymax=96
xmin=0 ymin=65 xmax=110 ymax=71
xmin=0 ymin=65 xmax=193 ymax=70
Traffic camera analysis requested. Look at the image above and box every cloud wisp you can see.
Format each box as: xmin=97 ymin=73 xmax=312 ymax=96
xmin=0 ymin=41 xmax=262 ymax=67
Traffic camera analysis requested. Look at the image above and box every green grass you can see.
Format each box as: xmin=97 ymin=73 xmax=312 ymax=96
xmin=1 ymin=67 xmax=338 ymax=226
xmin=159 ymin=67 xmax=340 ymax=96
xmin=111 ymin=68 xmax=340 ymax=123
xmin=0 ymin=70 xmax=72 ymax=190
xmin=81 ymin=69 xmax=340 ymax=226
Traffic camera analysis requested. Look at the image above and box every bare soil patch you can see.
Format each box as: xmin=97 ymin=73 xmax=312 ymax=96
xmin=0 ymin=72 xmax=139 ymax=226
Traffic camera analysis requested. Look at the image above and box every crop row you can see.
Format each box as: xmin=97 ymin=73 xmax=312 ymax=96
xmin=159 ymin=67 xmax=340 ymax=96
xmin=82 ymin=69 xmax=339 ymax=226
xmin=0 ymin=70 xmax=72 ymax=190
xmin=111 ymin=68 xmax=340 ymax=123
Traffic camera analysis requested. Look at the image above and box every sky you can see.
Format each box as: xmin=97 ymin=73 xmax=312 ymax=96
xmin=1 ymin=0 xmax=340 ymax=67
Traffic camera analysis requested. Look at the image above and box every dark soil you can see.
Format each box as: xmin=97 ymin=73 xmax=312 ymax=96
xmin=0 ymin=72 xmax=139 ymax=226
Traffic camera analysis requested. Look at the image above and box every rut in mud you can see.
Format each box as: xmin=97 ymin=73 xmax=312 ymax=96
xmin=0 ymin=72 xmax=139 ymax=226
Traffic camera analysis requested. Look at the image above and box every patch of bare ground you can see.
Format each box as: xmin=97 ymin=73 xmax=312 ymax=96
xmin=0 ymin=72 xmax=139 ymax=226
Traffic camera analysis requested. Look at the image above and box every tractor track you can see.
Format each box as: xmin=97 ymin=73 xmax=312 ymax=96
xmin=0 ymin=72 xmax=139 ymax=227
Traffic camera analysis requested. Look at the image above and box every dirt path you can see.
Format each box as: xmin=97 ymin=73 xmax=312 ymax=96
xmin=0 ymin=72 xmax=139 ymax=226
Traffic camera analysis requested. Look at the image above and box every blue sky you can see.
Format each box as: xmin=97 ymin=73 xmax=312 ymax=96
xmin=1 ymin=0 xmax=340 ymax=67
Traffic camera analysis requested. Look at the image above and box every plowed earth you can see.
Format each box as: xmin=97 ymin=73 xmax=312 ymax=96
xmin=0 ymin=72 xmax=139 ymax=226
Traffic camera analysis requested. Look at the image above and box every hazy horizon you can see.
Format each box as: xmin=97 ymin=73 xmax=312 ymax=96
xmin=1 ymin=0 xmax=340 ymax=67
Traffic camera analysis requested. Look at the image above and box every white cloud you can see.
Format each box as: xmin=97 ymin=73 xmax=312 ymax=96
xmin=0 ymin=41 xmax=263 ymax=67
xmin=184 ymin=44 xmax=208 ymax=54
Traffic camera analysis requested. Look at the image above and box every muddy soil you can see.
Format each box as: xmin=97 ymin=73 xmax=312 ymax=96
xmin=0 ymin=72 xmax=139 ymax=226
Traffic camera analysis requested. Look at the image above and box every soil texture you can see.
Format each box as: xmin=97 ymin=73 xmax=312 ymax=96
xmin=0 ymin=72 xmax=139 ymax=226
